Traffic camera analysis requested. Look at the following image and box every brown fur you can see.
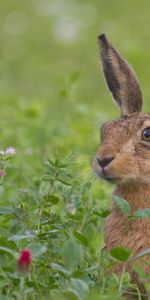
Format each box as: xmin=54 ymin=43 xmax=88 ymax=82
xmin=93 ymin=34 xmax=150 ymax=299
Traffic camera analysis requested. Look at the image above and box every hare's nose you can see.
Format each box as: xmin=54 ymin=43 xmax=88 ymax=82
xmin=97 ymin=156 xmax=114 ymax=168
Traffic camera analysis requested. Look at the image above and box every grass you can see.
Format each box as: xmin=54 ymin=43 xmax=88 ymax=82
xmin=0 ymin=0 xmax=150 ymax=299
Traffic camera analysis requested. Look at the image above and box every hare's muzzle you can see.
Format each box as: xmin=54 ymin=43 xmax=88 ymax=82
xmin=96 ymin=156 xmax=114 ymax=168
xmin=93 ymin=153 xmax=118 ymax=183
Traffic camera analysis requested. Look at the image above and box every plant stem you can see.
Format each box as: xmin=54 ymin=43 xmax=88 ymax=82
xmin=118 ymin=263 xmax=126 ymax=294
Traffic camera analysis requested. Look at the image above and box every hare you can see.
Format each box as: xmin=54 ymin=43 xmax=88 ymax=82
xmin=93 ymin=34 xmax=150 ymax=299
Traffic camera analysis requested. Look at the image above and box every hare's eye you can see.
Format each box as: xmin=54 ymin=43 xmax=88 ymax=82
xmin=142 ymin=127 xmax=150 ymax=141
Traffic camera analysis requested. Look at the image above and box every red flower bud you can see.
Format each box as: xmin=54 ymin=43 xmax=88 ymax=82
xmin=17 ymin=248 xmax=32 ymax=273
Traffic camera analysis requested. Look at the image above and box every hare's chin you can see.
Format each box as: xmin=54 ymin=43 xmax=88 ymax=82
xmin=101 ymin=176 xmax=121 ymax=184
xmin=97 ymin=172 xmax=121 ymax=184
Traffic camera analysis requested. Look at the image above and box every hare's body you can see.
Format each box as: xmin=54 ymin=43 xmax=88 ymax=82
xmin=93 ymin=34 xmax=150 ymax=298
xmin=105 ymin=185 xmax=150 ymax=275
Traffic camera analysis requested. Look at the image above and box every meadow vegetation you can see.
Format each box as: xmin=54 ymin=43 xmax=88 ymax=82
xmin=0 ymin=0 xmax=150 ymax=299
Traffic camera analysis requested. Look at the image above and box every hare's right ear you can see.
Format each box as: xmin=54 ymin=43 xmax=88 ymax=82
xmin=98 ymin=34 xmax=142 ymax=116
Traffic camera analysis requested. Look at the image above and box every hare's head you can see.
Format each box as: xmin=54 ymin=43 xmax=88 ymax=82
xmin=93 ymin=34 xmax=150 ymax=185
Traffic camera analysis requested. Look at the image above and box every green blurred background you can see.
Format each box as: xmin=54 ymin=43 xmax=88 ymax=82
xmin=0 ymin=2 xmax=150 ymax=298
xmin=0 ymin=0 xmax=150 ymax=175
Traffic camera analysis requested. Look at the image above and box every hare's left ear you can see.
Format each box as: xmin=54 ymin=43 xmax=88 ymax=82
xmin=98 ymin=34 xmax=142 ymax=116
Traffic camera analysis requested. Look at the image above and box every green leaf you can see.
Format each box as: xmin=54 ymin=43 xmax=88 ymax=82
xmin=58 ymin=178 xmax=71 ymax=186
xmin=72 ymin=271 xmax=90 ymax=284
xmin=0 ymin=296 xmax=14 ymax=300
xmin=8 ymin=233 xmax=35 ymax=241
xmin=110 ymin=247 xmax=132 ymax=262
xmin=51 ymin=263 xmax=70 ymax=276
xmin=0 ymin=206 xmax=13 ymax=215
xmin=122 ymin=272 xmax=131 ymax=284
xmin=0 ymin=246 xmax=17 ymax=259
xmin=73 ymin=230 xmax=88 ymax=246
xmin=81 ymin=182 xmax=91 ymax=194
xmin=44 ymin=195 xmax=60 ymax=205
xmin=63 ymin=291 xmax=79 ymax=300
xmin=54 ymin=159 xmax=69 ymax=168
xmin=83 ymin=223 xmax=95 ymax=240
xmin=132 ymin=263 xmax=147 ymax=281
xmin=26 ymin=280 xmax=48 ymax=288
xmin=63 ymin=239 xmax=81 ymax=271
xmin=113 ymin=196 xmax=131 ymax=216
xmin=133 ymin=208 xmax=150 ymax=219
xmin=47 ymin=159 xmax=56 ymax=167
xmin=0 ymin=253 xmax=7 ymax=267
xmin=27 ymin=243 xmax=47 ymax=257
xmin=71 ymin=278 xmax=89 ymax=300
xmin=42 ymin=175 xmax=52 ymax=182
xmin=51 ymin=290 xmax=78 ymax=300
xmin=94 ymin=208 xmax=111 ymax=218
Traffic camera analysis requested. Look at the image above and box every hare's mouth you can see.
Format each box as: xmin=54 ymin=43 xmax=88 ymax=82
xmin=105 ymin=177 xmax=116 ymax=183
xmin=100 ymin=168 xmax=120 ymax=183
xmin=101 ymin=175 xmax=120 ymax=183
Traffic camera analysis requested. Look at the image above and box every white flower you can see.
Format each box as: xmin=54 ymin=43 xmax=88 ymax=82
xmin=0 ymin=151 xmax=4 ymax=155
xmin=5 ymin=147 xmax=16 ymax=155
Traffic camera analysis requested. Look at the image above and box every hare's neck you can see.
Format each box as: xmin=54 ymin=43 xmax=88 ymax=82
xmin=114 ymin=184 xmax=150 ymax=212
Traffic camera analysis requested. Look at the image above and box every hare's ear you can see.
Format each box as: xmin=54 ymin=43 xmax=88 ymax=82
xmin=98 ymin=34 xmax=142 ymax=116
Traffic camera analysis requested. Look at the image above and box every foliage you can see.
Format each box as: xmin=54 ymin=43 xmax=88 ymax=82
xmin=0 ymin=0 xmax=150 ymax=299
xmin=0 ymin=156 xmax=149 ymax=299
